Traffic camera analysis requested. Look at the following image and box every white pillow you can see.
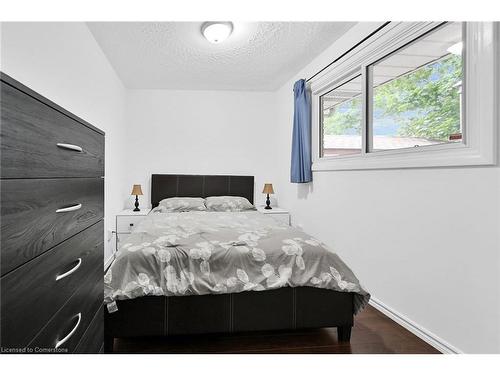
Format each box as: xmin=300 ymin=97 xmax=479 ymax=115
xmin=158 ymin=197 xmax=206 ymax=212
xmin=205 ymin=196 xmax=254 ymax=212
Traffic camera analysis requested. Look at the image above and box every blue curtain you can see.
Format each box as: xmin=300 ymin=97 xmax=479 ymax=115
xmin=290 ymin=79 xmax=312 ymax=183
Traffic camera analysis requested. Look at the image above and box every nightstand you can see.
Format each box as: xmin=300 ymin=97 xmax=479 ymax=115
xmin=256 ymin=206 xmax=290 ymax=225
xmin=115 ymin=209 xmax=149 ymax=250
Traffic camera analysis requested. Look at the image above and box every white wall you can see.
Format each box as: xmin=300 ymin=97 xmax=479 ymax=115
xmin=273 ymin=22 xmax=500 ymax=353
xmin=0 ymin=22 xmax=128 ymax=263
xmin=123 ymin=89 xmax=278 ymax=209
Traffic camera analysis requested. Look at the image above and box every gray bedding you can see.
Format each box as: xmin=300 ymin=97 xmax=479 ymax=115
xmin=104 ymin=211 xmax=370 ymax=314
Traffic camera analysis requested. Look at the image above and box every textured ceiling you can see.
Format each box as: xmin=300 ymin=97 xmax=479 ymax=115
xmin=87 ymin=22 xmax=355 ymax=91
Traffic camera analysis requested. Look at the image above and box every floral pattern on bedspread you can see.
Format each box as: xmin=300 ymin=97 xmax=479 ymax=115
xmin=104 ymin=211 xmax=370 ymax=314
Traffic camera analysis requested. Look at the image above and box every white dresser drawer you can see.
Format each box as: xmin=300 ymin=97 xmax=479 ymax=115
xmin=256 ymin=206 xmax=290 ymax=226
xmin=269 ymin=213 xmax=290 ymax=225
xmin=116 ymin=215 xmax=145 ymax=233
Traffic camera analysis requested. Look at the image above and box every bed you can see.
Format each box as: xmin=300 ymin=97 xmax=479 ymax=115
xmin=104 ymin=174 xmax=369 ymax=353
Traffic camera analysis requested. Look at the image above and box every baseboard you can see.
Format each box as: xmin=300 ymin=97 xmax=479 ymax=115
xmin=369 ymin=296 xmax=462 ymax=354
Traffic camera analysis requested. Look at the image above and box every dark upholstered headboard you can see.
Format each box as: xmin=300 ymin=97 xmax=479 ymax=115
xmin=151 ymin=174 xmax=254 ymax=208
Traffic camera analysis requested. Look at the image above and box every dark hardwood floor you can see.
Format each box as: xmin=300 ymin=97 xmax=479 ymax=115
xmin=112 ymin=305 xmax=440 ymax=354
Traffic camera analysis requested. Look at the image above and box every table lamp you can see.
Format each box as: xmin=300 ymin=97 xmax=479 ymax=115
xmin=262 ymin=183 xmax=274 ymax=209
xmin=131 ymin=184 xmax=143 ymax=212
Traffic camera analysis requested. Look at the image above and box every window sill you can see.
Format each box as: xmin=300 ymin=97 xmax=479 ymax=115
xmin=312 ymin=144 xmax=496 ymax=171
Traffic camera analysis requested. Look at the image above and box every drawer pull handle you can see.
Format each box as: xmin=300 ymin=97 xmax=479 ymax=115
xmin=56 ymin=203 xmax=82 ymax=213
xmin=55 ymin=313 xmax=81 ymax=349
xmin=56 ymin=258 xmax=82 ymax=281
xmin=57 ymin=143 xmax=83 ymax=152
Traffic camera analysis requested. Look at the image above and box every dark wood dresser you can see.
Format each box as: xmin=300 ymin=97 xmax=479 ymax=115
xmin=0 ymin=72 xmax=105 ymax=353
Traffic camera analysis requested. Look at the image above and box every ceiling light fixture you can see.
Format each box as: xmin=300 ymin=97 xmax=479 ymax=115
xmin=201 ymin=22 xmax=233 ymax=44
xmin=447 ymin=42 xmax=463 ymax=56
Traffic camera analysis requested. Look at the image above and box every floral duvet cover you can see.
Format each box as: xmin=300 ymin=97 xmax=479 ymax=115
xmin=104 ymin=211 xmax=370 ymax=313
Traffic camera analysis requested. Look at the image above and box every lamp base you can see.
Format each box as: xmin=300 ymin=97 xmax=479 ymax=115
xmin=265 ymin=194 xmax=272 ymax=209
xmin=134 ymin=195 xmax=140 ymax=212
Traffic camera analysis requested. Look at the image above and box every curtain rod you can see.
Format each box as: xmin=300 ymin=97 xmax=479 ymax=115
xmin=304 ymin=22 xmax=391 ymax=84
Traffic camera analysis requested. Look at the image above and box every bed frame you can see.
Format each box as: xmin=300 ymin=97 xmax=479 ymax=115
xmin=104 ymin=174 xmax=354 ymax=352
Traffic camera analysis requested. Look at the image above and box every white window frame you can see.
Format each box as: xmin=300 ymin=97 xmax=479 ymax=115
xmin=319 ymin=71 xmax=363 ymax=158
xmin=311 ymin=22 xmax=498 ymax=171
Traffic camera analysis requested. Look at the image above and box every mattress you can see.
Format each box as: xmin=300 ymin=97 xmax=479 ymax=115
xmin=104 ymin=210 xmax=370 ymax=314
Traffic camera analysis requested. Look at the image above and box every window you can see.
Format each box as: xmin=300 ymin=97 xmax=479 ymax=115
xmin=309 ymin=22 xmax=496 ymax=170
xmin=369 ymin=22 xmax=463 ymax=152
xmin=320 ymin=75 xmax=362 ymax=157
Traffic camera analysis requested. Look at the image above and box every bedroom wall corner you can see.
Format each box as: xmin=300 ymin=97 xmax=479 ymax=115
xmin=0 ymin=22 xmax=129 ymax=264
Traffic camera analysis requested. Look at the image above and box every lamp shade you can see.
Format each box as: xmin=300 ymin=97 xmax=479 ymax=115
xmin=131 ymin=184 xmax=143 ymax=196
xmin=262 ymin=183 xmax=274 ymax=194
